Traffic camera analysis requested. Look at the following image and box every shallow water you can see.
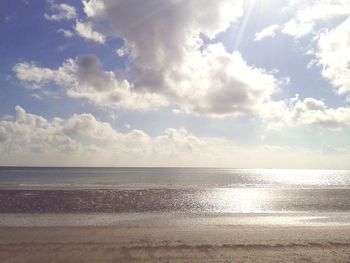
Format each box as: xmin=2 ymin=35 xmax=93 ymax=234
xmin=0 ymin=187 xmax=350 ymax=214
xmin=1 ymin=212 xmax=350 ymax=227
xmin=0 ymin=168 xmax=350 ymax=220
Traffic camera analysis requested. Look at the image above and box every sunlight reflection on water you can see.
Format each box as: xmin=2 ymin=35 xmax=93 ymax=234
xmin=1 ymin=168 xmax=350 ymax=214
xmin=200 ymin=188 xmax=273 ymax=213
xmin=250 ymin=169 xmax=343 ymax=187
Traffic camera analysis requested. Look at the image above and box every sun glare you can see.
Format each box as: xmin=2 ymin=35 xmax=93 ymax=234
xmin=203 ymin=188 xmax=272 ymax=213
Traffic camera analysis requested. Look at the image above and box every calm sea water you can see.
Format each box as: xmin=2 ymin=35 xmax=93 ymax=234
xmin=0 ymin=167 xmax=350 ymax=217
xmin=0 ymin=167 xmax=350 ymax=188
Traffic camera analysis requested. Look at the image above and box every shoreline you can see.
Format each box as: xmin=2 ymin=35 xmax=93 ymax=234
xmin=1 ymin=212 xmax=350 ymax=227
xmin=1 ymin=224 xmax=350 ymax=262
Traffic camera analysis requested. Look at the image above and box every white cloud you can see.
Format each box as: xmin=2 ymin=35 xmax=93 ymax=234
xmin=281 ymin=0 xmax=350 ymax=38
xmin=0 ymin=106 xmax=234 ymax=165
xmin=44 ymin=2 xmax=77 ymax=21
xmin=174 ymin=43 xmax=279 ymax=117
xmin=0 ymin=106 xmax=78 ymax=154
xmin=115 ymin=47 xmax=129 ymax=57
xmin=14 ymin=46 xmax=279 ymax=117
xmin=265 ymin=1 xmax=350 ymax=99
xmin=1 ymin=106 xmax=349 ymax=168
xmin=6 ymin=0 xmax=350 ymax=168
xmin=292 ymin=0 xmax=350 ymax=23
xmin=254 ymin=24 xmax=280 ymax=41
xmin=282 ymin=19 xmax=314 ymax=38
xmin=82 ymin=0 xmax=243 ymax=93
xmin=14 ymin=0 xmax=350 ymax=137
xmin=44 ymin=2 xmax=105 ymax=43
xmin=17 ymin=0 xmax=283 ymax=118
xmin=57 ymin=28 xmax=74 ymax=38
xmin=74 ymin=21 xmax=106 ymax=44
xmin=261 ymin=95 xmax=350 ymax=130
xmin=316 ymin=17 xmax=350 ymax=97
xmin=291 ymin=97 xmax=350 ymax=128
xmin=0 ymin=127 xmax=7 ymax=142
xmin=13 ymin=56 xmax=168 ymax=111
xmin=17 ymin=55 xmax=349 ymax=131
xmin=13 ymin=61 xmax=74 ymax=89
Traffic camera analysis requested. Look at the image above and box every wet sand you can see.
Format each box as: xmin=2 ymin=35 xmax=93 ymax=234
xmin=1 ymin=225 xmax=350 ymax=262
xmin=1 ymin=187 xmax=350 ymax=262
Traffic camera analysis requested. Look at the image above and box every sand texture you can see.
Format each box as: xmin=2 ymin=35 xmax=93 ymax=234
xmin=0 ymin=225 xmax=350 ymax=262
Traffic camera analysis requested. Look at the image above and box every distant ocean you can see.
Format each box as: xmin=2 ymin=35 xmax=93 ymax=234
xmin=1 ymin=167 xmax=350 ymax=189
xmin=1 ymin=167 xmax=350 ymax=226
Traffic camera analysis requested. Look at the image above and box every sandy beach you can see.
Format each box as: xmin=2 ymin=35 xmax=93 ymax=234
xmin=1 ymin=172 xmax=350 ymax=262
xmin=1 ymin=223 xmax=350 ymax=262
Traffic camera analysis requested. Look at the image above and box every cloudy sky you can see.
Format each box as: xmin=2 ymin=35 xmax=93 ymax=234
xmin=0 ymin=0 xmax=350 ymax=168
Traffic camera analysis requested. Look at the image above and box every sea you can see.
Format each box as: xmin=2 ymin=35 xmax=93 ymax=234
xmin=0 ymin=167 xmax=350 ymax=227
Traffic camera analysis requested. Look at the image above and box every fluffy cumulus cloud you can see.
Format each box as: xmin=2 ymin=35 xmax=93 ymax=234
xmin=316 ymin=17 xmax=350 ymax=97
xmin=13 ymin=56 xmax=168 ymax=111
xmin=45 ymin=1 xmax=105 ymax=43
xmin=1 ymin=106 xmax=349 ymax=168
xmin=281 ymin=19 xmax=314 ymax=38
xmin=0 ymin=106 xmax=141 ymax=157
xmin=174 ymin=44 xmax=279 ymax=117
xmin=16 ymin=0 xmax=283 ymax=118
xmin=44 ymin=1 xmax=77 ymax=21
xmin=14 ymin=0 xmax=350 ymax=133
xmin=56 ymin=22 xmax=106 ymax=43
xmin=74 ymin=21 xmax=106 ymax=43
xmin=260 ymin=0 xmax=350 ymax=99
xmin=293 ymin=98 xmax=350 ymax=128
xmin=0 ymin=106 xmax=239 ymax=166
xmin=261 ymin=95 xmax=350 ymax=130
xmin=254 ymin=24 xmax=280 ymax=41
xmin=0 ymin=106 xmax=78 ymax=154
xmin=4 ymin=0 xmax=350 ymax=169
xmin=83 ymin=0 xmax=243 ymax=70
xmin=301 ymin=0 xmax=350 ymax=98
xmin=279 ymin=0 xmax=350 ymax=38
xmin=57 ymin=28 xmax=74 ymax=38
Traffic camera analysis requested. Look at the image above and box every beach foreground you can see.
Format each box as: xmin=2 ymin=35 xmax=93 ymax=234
xmin=1 ymin=224 xmax=350 ymax=262
xmin=1 ymin=169 xmax=350 ymax=262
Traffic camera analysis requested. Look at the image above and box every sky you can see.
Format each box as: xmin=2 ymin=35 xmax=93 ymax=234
xmin=0 ymin=0 xmax=350 ymax=168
